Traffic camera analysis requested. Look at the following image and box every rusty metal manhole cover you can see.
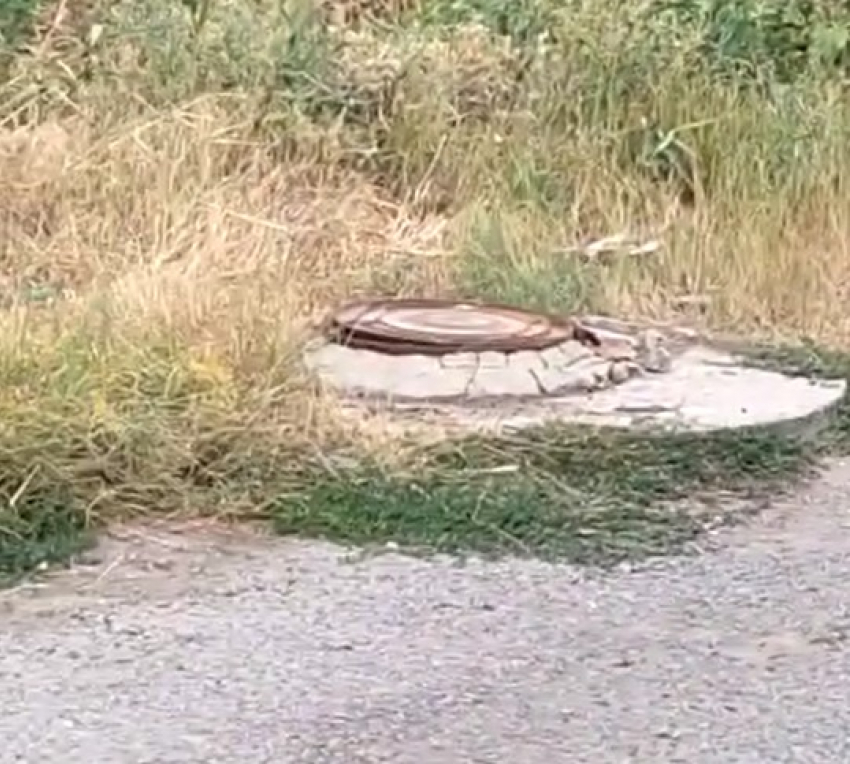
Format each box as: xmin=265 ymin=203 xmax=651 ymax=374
xmin=324 ymin=298 xmax=577 ymax=355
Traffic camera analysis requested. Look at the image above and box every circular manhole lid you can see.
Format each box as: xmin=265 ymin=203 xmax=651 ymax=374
xmin=325 ymin=298 xmax=576 ymax=355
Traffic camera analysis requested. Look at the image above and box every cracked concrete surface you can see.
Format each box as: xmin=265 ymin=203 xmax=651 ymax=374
xmin=306 ymin=338 xmax=845 ymax=434
xmin=4 ymin=461 xmax=850 ymax=763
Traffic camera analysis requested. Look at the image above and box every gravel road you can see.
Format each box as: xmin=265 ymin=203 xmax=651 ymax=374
xmin=3 ymin=461 xmax=850 ymax=764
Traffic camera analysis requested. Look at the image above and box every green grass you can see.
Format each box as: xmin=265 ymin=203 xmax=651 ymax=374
xmin=272 ymin=338 xmax=850 ymax=569
xmin=272 ymin=415 xmax=820 ymax=566
xmin=0 ymin=472 xmax=92 ymax=585
xmin=0 ymin=0 xmax=42 ymax=48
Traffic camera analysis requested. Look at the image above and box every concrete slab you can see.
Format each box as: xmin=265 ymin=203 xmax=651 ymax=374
xmin=304 ymin=337 xmax=846 ymax=437
xmin=506 ymin=350 xmax=548 ymax=374
xmin=307 ymin=343 xmax=476 ymax=400
xmin=466 ymin=366 xmax=541 ymax=398
xmin=532 ymin=357 xmax=612 ymax=395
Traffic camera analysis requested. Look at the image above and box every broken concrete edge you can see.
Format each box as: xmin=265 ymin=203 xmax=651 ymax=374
xmin=334 ymin=379 xmax=846 ymax=438
xmin=701 ymin=343 xmax=850 ymax=442
xmin=760 ymin=385 xmax=842 ymax=442
xmin=537 ymin=379 xmax=847 ymax=442
xmin=304 ymin=336 xmax=676 ymax=402
xmin=322 ymin=383 xmax=845 ymax=463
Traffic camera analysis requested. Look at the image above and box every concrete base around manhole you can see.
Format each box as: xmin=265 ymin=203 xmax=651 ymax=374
xmin=304 ymin=340 xmax=846 ymax=436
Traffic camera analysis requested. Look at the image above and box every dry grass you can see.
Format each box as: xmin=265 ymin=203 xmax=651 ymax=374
xmin=0 ymin=99 xmax=448 ymax=513
xmin=0 ymin=0 xmax=849 ymax=547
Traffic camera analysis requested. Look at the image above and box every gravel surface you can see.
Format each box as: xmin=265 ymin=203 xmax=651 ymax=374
xmin=4 ymin=462 xmax=850 ymax=764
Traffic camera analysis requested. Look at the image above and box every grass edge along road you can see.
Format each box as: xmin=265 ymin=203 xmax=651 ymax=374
xmin=2 ymin=342 xmax=847 ymax=584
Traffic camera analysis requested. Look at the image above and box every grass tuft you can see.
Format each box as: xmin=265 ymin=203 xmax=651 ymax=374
xmin=0 ymin=472 xmax=91 ymax=585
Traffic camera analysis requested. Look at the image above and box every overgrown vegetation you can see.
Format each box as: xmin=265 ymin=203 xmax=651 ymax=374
xmin=1 ymin=0 xmax=850 ymax=579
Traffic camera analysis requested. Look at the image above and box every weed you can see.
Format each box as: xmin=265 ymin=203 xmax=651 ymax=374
xmin=649 ymin=0 xmax=850 ymax=83
xmin=0 ymin=470 xmax=90 ymax=585
xmin=0 ymin=0 xmax=41 ymax=49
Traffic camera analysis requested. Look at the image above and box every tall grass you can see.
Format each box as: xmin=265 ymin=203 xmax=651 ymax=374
xmin=0 ymin=0 xmax=849 ymax=568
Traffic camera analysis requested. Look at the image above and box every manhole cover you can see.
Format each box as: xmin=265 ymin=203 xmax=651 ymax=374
xmin=325 ymin=298 xmax=578 ymax=355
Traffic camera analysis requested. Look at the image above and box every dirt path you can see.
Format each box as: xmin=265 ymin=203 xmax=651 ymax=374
xmin=4 ymin=462 xmax=850 ymax=763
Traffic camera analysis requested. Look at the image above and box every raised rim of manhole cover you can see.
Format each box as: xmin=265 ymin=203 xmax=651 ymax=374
xmin=324 ymin=298 xmax=578 ymax=355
